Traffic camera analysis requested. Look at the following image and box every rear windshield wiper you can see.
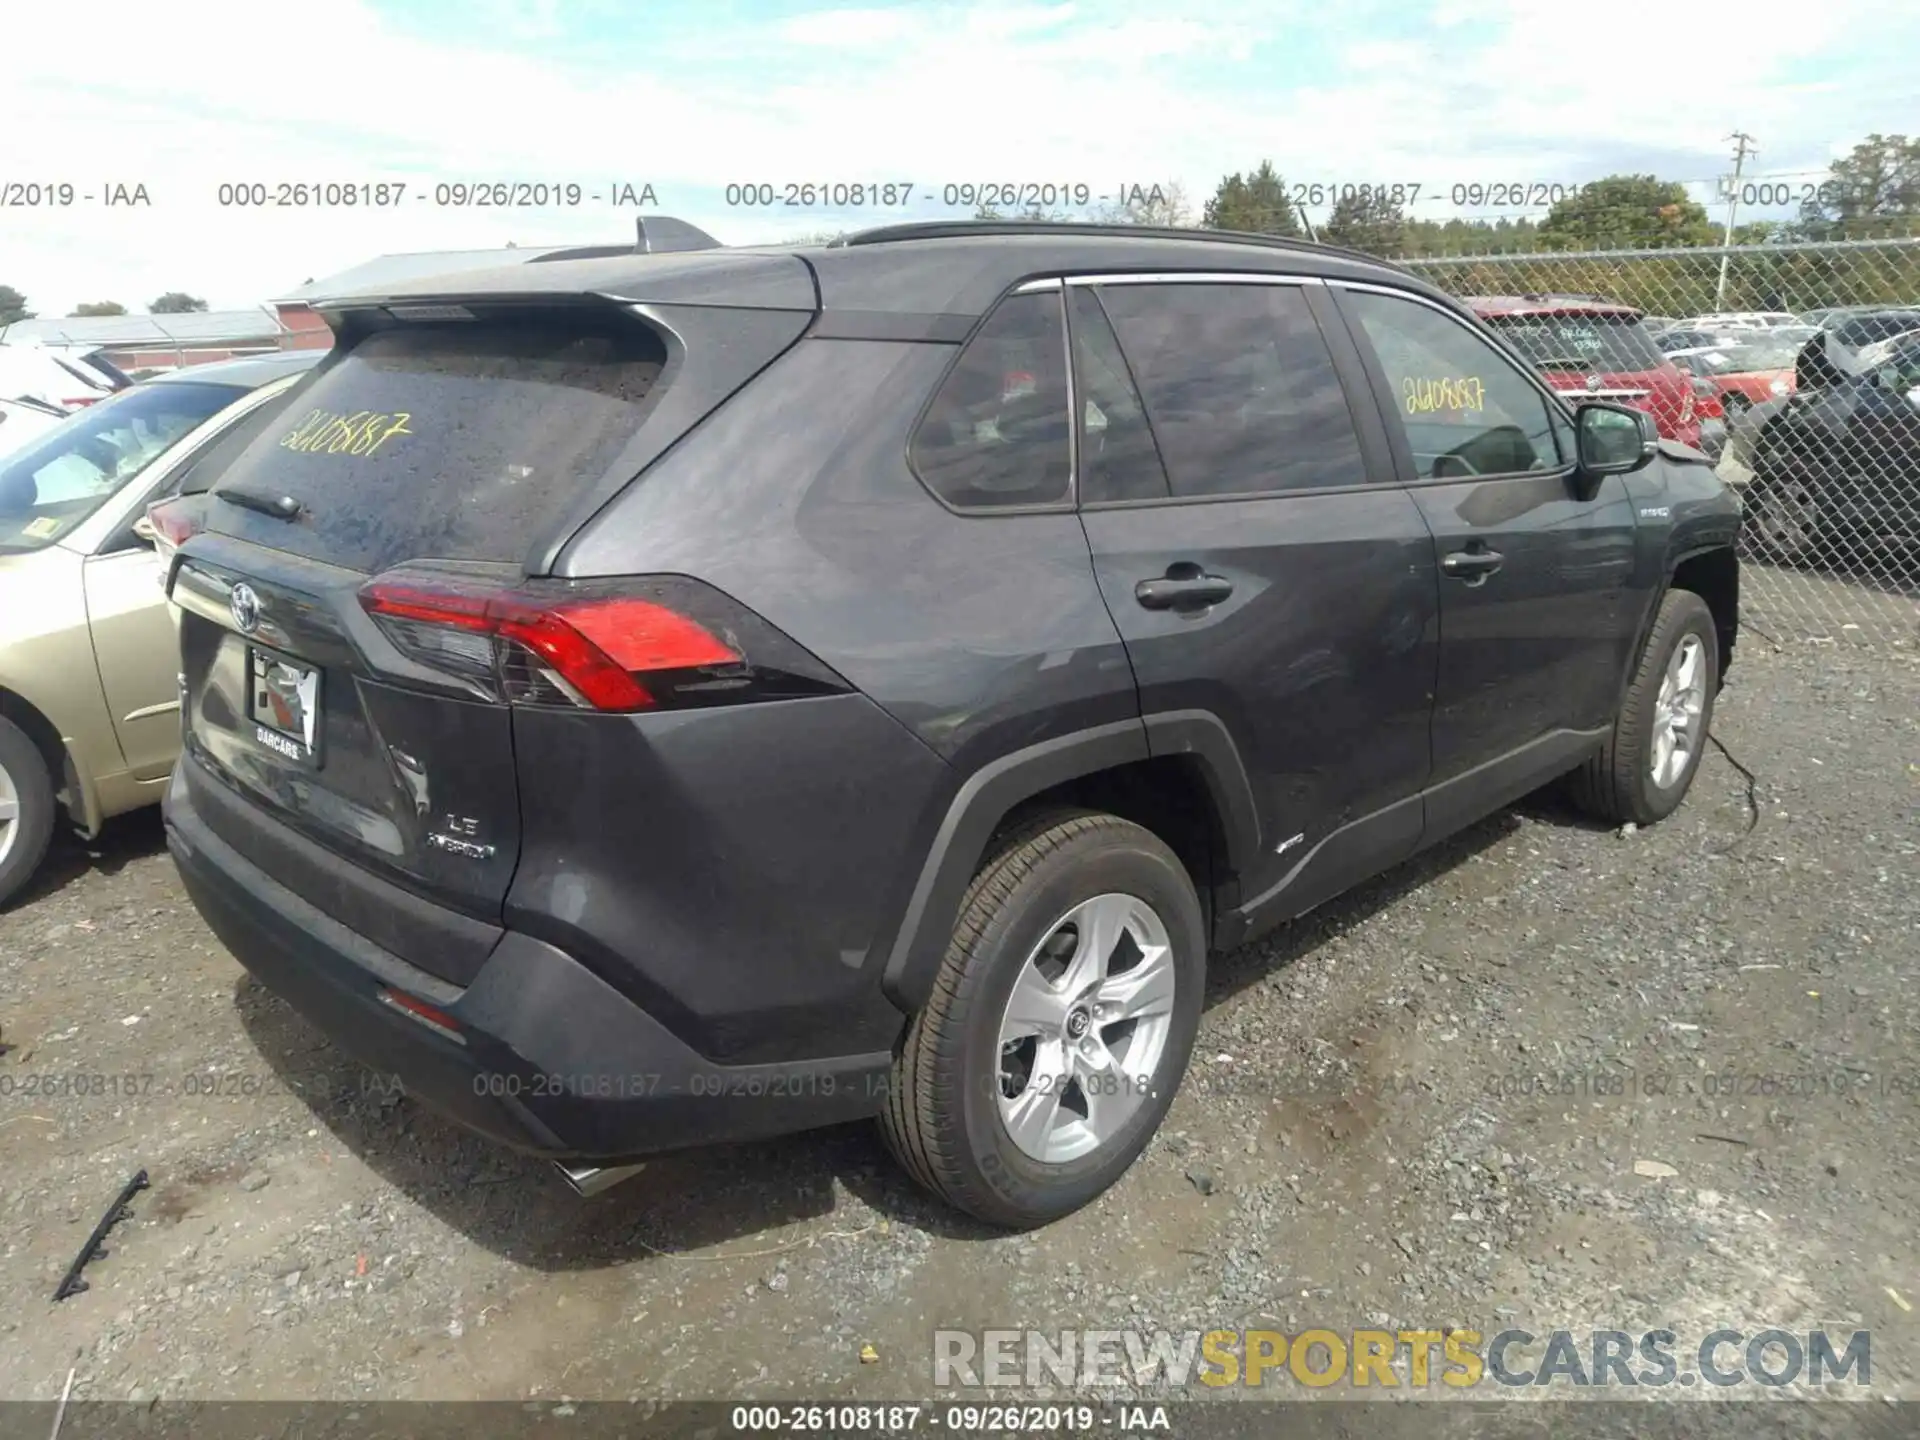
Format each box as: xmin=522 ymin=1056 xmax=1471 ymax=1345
xmin=217 ymin=486 xmax=304 ymax=521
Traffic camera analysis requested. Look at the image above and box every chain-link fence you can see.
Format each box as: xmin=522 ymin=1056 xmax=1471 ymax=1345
xmin=1401 ymin=238 xmax=1920 ymax=647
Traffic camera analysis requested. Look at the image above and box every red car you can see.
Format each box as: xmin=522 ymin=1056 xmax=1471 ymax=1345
xmin=1466 ymin=296 xmax=1704 ymax=447
xmin=1666 ymin=336 xmax=1802 ymax=419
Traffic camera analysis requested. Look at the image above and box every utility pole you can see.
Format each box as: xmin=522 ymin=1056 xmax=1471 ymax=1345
xmin=1715 ymin=131 xmax=1757 ymax=309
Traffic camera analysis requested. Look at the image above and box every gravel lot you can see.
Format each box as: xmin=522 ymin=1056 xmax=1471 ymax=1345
xmin=2 ymin=635 xmax=1916 ymax=1411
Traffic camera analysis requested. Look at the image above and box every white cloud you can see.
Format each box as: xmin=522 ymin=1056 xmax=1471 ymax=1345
xmin=1 ymin=0 xmax=1912 ymax=313
xmin=778 ymin=8 xmax=922 ymax=47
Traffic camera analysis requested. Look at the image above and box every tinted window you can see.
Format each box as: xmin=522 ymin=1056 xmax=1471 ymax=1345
xmin=1068 ymin=288 xmax=1171 ymax=504
xmin=1485 ymin=312 xmax=1666 ymax=372
xmin=207 ymin=317 xmax=668 ymax=573
xmin=910 ymin=291 xmax=1071 ymax=510
xmin=0 ymin=380 xmax=242 ymax=553
xmin=1095 ymin=283 xmax=1364 ymax=497
xmin=1345 ymin=290 xmax=1560 ymax=479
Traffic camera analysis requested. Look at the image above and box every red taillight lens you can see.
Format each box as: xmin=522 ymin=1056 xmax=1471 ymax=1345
xmin=146 ymin=497 xmax=203 ymax=570
xmin=1689 ymin=377 xmax=1723 ymax=419
xmin=356 ymin=571 xmax=811 ymax=714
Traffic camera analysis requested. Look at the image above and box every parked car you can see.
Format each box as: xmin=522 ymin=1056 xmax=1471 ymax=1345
xmin=1668 ymin=336 xmax=1803 ymax=418
xmin=0 ymin=346 xmax=132 ymax=458
xmin=1685 ymin=311 xmax=1802 ymax=331
xmin=1746 ymin=329 xmax=1920 ymax=562
xmin=0 ymin=352 xmax=323 ymax=906
xmin=0 ymin=395 xmax=74 ymax=461
xmin=1802 ymin=303 xmax=1920 ymax=332
xmin=1659 ymin=327 xmax=1741 ymax=355
xmin=159 ymin=221 xmax=1740 ymax=1226
xmin=1793 ymin=310 xmax=1920 ymax=391
xmin=1467 ymin=297 xmax=1704 ymax=447
xmin=0 ymin=343 xmax=130 ymax=406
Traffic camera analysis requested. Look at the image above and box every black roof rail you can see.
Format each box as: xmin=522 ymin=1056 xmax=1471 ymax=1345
xmin=530 ymin=216 xmax=724 ymax=262
xmin=828 ymin=219 xmax=1403 ymax=271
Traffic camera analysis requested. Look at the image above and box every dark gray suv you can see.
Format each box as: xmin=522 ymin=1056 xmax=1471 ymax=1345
xmin=159 ymin=221 xmax=1741 ymax=1228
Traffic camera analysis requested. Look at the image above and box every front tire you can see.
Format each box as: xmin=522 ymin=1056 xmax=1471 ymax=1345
xmin=880 ymin=810 xmax=1205 ymax=1228
xmin=1568 ymin=589 xmax=1719 ymax=827
xmin=0 ymin=716 xmax=56 ymax=909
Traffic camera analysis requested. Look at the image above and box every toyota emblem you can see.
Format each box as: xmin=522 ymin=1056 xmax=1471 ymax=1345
xmin=1585 ymin=375 xmax=1603 ymax=392
xmin=229 ymin=582 xmax=261 ymax=635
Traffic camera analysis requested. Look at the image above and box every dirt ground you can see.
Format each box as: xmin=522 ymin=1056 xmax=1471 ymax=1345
xmin=2 ymin=635 xmax=1916 ymax=1411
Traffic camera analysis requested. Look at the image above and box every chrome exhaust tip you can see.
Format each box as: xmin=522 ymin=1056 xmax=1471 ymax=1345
xmin=555 ymin=1160 xmax=647 ymax=1198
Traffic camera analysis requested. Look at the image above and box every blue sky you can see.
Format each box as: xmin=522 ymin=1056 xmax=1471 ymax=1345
xmin=3 ymin=0 xmax=1916 ymax=313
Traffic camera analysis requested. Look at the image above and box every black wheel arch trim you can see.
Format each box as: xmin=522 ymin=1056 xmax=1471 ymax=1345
xmin=878 ymin=714 xmax=1262 ymax=1014
xmin=1139 ymin=709 xmax=1263 ymax=868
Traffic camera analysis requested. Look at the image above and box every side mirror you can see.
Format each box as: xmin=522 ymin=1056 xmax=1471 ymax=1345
xmin=1575 ymin=402 xmax=1658 ymax=477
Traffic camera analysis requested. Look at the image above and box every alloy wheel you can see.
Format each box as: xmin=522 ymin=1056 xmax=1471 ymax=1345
xmin=0 ymin=761 xmax=19 ymax=869
xmin=994 ymin=892 xmax=1177 ymax=1164
xmin=1650 ymin=634 xmax=1707 ymax=790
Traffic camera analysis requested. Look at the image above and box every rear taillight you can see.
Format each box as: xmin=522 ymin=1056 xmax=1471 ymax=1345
xmin=145 ymin=495 xmax=203 ymax=573
xmin=358 ymin=568 xmax=849 ymax=713
xmin=1689 ymin=376 xmax=1722 ymax=419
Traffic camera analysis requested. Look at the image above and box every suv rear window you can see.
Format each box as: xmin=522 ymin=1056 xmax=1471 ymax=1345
xmin=1483 ymin=313 xmax=1667 ymax=373
xmin=206 ymin=315 xmax=667 ymax=573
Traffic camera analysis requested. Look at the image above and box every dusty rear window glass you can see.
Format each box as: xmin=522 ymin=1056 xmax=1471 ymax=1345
xmin=206 ymin=317 xmax=667 ymax=573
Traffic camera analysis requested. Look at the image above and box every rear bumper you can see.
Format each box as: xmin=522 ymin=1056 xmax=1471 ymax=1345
xmin=164 ymin=762 xmax=892 ymax=1161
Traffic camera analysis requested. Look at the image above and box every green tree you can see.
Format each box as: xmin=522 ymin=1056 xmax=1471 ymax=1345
xmin=1202 ymin=161 xmax=1302 ymax=237
xmin=0 ymin=285 xmax=31 ymax=325
xmin=1794 ymin=133 xmax=1920 ymax=239
xmin=1323 ymin=189 xmax=1408 ymax=256
xmin=150 ymin=291 xmax=209 ymax=314
xmin=1537 ymin=174 xmax=1714 ymax=250
xmin=1397 ymin=216 xmax=1540 ymax=259
xmin=70 ymin=300 xmax=128 ymax=317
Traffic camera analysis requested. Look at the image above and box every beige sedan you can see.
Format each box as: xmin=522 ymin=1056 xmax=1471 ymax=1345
xmin=0 ymin=352 xmax=321 ymax=906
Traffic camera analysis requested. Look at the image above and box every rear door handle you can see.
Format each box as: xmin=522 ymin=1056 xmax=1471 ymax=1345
xmin=1441 ymin=547 xmax=1505 ymax=583
xmin=1135 ymin=569 xmax=1234 ymax=611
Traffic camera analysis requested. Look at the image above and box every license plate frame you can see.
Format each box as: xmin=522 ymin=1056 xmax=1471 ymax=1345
xmin=246 ymin=645 xmax=323 ymax=767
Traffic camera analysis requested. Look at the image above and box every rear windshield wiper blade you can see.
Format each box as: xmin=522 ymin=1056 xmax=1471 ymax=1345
xmin=217 ymin=486 xmax=304 ymax=521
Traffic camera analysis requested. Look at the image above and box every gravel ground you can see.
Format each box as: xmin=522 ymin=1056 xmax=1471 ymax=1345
xmin=1 ymin=637 xmax=1915 ymax=1413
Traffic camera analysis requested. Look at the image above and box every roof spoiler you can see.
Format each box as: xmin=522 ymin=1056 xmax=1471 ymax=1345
xmin=530 ymin=216 xmax=724 ymax=263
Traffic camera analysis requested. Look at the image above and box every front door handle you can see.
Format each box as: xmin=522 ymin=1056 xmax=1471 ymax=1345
xmin=1441 ymin=547 xmax=1505 ymax=584
xmin=1135 ymin=568 xmax=1234 ymax=611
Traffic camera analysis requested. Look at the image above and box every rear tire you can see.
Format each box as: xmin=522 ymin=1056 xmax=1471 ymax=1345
xmin=1744 ymin=470 xmax=1820 ymax=564
xmin=880 ymin=810 xmax=1205 ymax=1229
xmin=0 ymin=716 xmax=56 ymax=909
xmin=1568 ymin=589 xmax=1719 ymax=827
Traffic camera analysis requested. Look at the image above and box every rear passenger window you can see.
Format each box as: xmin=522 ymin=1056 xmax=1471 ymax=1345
xmin=1094 ymin=283 xmax=1365 ymax=498
xmin=910 ymin=291 xmax=1072 ymax=510
xmin=1068 ymin=288 xmax=1171 ymax=504
xmin=1342 ymin=290 xmax=1561 ymax=479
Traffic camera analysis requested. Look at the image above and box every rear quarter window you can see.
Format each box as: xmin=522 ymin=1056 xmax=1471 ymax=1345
xmin=909 ymin=290 xmax=1072 ymax=510
xmin=206 ymin=316 xmax=667 ymax=573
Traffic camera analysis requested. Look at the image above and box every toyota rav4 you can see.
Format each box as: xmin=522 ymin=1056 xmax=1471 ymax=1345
xmin=160 ymin=221 xmax=1741 ymax=1228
